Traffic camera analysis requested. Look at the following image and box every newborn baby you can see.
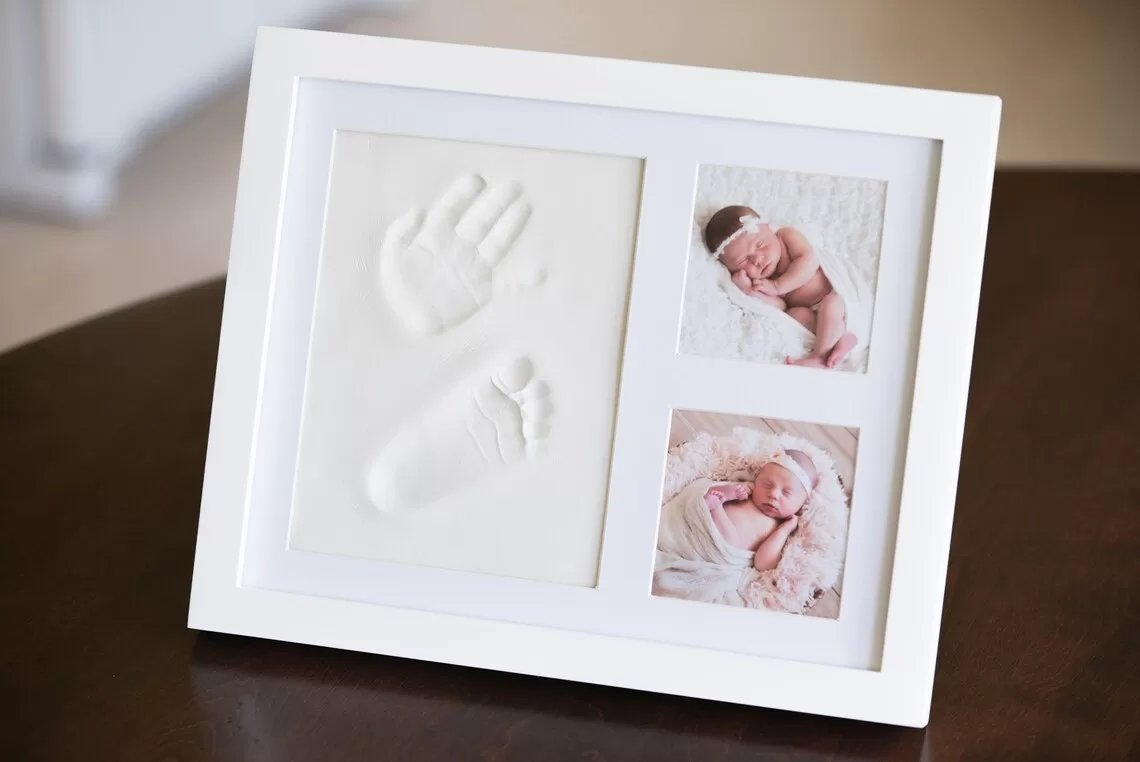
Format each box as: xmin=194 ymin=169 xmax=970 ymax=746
xmin=705 ymin=205 xmax=857 ymax=369
xmin=703 ymin=450 xmax=817 ymax=572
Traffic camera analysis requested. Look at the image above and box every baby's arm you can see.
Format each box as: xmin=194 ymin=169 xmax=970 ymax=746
xmin=752 ymin=515 xmax=799 ymax=572
xmin=770 ymin=228 xmax=819 ymax=295
xmin=731 ymin=268 xmax=787 ymax=310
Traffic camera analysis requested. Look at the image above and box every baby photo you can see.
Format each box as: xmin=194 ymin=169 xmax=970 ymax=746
xmin=679 ymin=165 xmax=886 ymax=372
xmin=654 ymin=410 xmax=855 ymax=618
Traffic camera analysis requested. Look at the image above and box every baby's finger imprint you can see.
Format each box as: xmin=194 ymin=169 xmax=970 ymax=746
xmin=477 ymin=199 xmax=532 ymax=266
xmin=381 ymin=208 xmax=424 ymax=251
xmin=457 ymin=184 xmax=523 ymax=244
xmin=424 ymin=174 xmax=486 ymax=233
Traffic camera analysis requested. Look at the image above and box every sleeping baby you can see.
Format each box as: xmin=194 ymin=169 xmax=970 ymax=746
xmin=702 ymin=450 xmax=817 ymax=571
xmin=653 ymin=448 xmax=818 ymax=607
xmin=705 ymin=205 xmax=857 ymax=369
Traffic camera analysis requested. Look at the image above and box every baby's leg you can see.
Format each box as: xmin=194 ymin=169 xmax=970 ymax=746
xmin=786 ymin=291 xmax=844 ymax=368
xmin=814 ymin=291 xmax=846 ymax=355
xmin=787 ymin=306 xmax=816 ymax=332
xmin=825 ymin=331 xmax=857 ymax=369
xmin=816 ymin=294 xmax=858 ymax=368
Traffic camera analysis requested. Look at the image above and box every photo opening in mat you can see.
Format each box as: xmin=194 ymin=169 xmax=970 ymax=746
xmin=655 ymin=409 xmax=857 ymax=619
xmin=680 ymin=164 xmax=886 ymax=373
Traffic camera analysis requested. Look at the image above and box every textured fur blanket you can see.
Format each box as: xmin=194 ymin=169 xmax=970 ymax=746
xmin=679 ymin=164 xmax=885 ymax=373
xmin=660 ymin=427 xmax=850 ymax=614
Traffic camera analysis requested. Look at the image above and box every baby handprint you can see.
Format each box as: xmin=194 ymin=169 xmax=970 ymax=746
xmin=378 ymin=174 xmax=543 ymax=335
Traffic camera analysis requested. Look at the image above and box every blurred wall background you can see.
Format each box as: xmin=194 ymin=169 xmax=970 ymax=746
xmin=0 ymin=0 xmax=408 ymax=219
xmin=1 ymin=0 xmax=1138 ymax=351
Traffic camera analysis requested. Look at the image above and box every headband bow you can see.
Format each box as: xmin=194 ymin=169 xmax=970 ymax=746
xmin=712 ymin=215 xmax=763 ymax=258
xmin=765 ymin=449 xmax=815 ymax=497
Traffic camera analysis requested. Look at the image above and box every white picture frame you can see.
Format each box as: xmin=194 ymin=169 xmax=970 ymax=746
xmin=188 ymin=26 xmax=1000 ymax=727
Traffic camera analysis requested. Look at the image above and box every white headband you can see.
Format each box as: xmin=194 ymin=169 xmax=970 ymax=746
xmin=766 ymin=450 xmax=815 ymax=497
xmin=712 ymin=215 xmax=763 ymax=258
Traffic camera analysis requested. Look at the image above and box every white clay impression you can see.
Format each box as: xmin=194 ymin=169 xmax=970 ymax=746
xmin=289 ymin=132 xmax=642 ymax=586
xmin=366 ymin=356 xmax=553 ymax=512
xmin=379 ymin=173 xmax=544 ymax=335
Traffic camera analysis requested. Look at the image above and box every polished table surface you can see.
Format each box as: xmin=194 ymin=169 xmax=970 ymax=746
xmin=2 ymin=172 xmax=1138 ymax=761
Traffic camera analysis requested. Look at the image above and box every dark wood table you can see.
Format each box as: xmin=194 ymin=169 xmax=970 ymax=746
xmin=2 ymin=172 xmax=1138 ymax=761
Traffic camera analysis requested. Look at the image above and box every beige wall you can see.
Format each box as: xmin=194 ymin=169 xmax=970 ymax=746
xmin=3 ymin=1 xmax=1139 ymax=353
xmin=352 ymin=0 xmax=1140 ymax=167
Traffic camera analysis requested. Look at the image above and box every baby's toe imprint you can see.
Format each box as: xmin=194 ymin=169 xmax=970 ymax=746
xmin=522 ymin=395 xmax=554 ymax=421
xmin=520 ymin=379 xmax=550 ymax=404
xmin=519 ymin=386 xmax=553 ymax=425
xmin=478 ymin=356 xmax=555 ymax=464
xmin=493 ymin=356 xmax=534 ymax=395
xmin=517 ymin=376 xmax=553 ymax=458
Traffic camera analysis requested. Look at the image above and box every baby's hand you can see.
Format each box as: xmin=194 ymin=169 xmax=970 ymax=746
xmin=782 ymin=515 xmax=800 ymax=532
xmin=752 ymin=278 xmax=779 ymax=296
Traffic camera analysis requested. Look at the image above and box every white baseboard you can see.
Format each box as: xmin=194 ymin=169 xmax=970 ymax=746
xmin=0 ymin=0 xmax=411 ymax=223
xmin=0 ymin=163 xmax=115 ymax=222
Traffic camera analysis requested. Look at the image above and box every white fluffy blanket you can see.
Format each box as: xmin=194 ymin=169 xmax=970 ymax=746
xmin=658 ymin=427 xmax=850 ymax=614
xmin=679 ymin=165 xmax=886 ymax=372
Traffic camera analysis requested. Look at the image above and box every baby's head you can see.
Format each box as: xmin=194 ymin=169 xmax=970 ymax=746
xmin=704 ymin=205 xmax=781 ymax=280
xmin=750 ymin=450 xmax=817 ymax=520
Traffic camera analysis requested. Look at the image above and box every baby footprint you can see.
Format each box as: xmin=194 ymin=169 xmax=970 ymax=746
xmin=366 ymin=356 xmax=553 ymax=512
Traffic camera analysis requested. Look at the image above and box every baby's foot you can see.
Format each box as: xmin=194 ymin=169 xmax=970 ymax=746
xmin=366 ymin=356 xmax=553 ymax=512
xmin=824 ymin=332 xmax=858 ymax=369
xmin=785 ymin=353 xmax=827 ymax=369
xmin=705 ymin=483 xmax=749 ymax=507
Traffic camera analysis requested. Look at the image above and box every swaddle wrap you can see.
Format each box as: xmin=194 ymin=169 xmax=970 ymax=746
xmin=653 ymin=478 xmax=759 ymax=606
xmin=658 ymin=427 xmax=850 ymax=614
